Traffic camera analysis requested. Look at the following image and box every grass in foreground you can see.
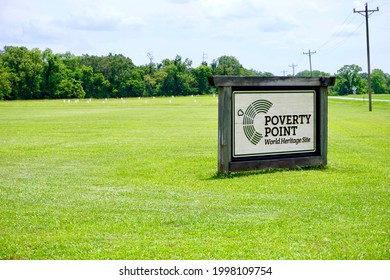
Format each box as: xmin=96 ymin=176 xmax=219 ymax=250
xmin=0 ymin=96 xmax=389 ymax=260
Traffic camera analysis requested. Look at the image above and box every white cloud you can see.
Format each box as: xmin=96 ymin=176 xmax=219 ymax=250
xmin=0 ymin=0 xmax=389 ymax=74
xmin=258 ymin=15 xmax=301 ymax=33
xmin=198 ymin=0 xmax=245 ymax=19
xmin=63 ymin=8 xmax=145 ymax=31
xmin=170 ymin=0 xmax=191 ymax=3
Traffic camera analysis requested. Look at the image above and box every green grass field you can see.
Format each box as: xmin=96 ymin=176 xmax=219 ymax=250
xmin=0 ymin=95 xmax=389 ymax=260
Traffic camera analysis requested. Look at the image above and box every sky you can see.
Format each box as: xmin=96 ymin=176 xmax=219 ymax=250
xmin=1 ymin=0 xmax=389 ymax=75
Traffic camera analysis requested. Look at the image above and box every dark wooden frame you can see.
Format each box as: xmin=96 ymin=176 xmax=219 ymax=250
xmin=209 ymin=76 xmax=336 ymax=174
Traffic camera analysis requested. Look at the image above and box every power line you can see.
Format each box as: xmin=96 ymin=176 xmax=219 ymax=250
xmin=318 ymin=20 xmax=364 ymax=55
xmin=316 ymin=12 xmax=355 ymax=52
xmin=354 ymin=2 xmax=379 ymax=112
xmin=202 ymin=52 xmax=208 ymax=64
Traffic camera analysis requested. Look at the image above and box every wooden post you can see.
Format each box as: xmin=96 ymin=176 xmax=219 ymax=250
xmin=218 ymin=86 xmax=232 ymax=174
xmin=319 ymin=83 xmax=329 ymax=166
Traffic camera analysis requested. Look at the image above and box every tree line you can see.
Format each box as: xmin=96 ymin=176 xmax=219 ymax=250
xmin=0 ymin=46 xmax=389 ymax=100
xmin=295 ymin=65 xmax=390 ymax=95
xmin=0 ymin=46 xmax=271 ymax=100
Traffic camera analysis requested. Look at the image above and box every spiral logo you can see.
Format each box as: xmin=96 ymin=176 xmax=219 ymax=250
xmin=238 ymin=99 xmax=273 ymax=145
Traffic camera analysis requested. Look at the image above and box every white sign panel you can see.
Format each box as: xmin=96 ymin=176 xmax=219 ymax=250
xmin=233 ymin=91 xmax=316 ymax=157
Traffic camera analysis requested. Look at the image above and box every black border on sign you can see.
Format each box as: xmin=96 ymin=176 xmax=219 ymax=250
xmin=232 ymin=90 xmax=317 ymax=158
xmin=230 ymin=86 xmax=323 ymax=165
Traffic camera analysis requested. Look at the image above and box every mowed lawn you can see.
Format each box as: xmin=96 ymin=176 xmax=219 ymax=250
xmin=0 ymin=95 xmax=389 ymax=260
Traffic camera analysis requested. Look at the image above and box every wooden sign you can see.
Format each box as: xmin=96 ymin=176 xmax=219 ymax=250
xmin=209 ymin=76 xmax=335 ymax=174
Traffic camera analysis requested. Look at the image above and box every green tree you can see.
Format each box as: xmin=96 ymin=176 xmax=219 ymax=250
xmin=158 ymin=63 xmax=178 ymax=96
xmin=55 ymin=78 xmax=85 ymax=99
xmin=143 ymin=74 xmax=157 ymax=97
xmin=386 ymin=73 xmax=390 ymax=93
xmin=79 ymin=53 xmax=135 ymax=97
xmin=238 ymin=68 xmax=258 ymax=76
xmin=177 ymin=70 xmax=196 ymax=95
xmin=41 ymin=48 xmax=67 ymax=98
xmin=75 ymin=65 xmax=95 ymax=98
xmin=0 ymin=60 xmax=12 ymax=100
xmin=98 ymin=53 xmax=135 ymax=97
xmin=126 ymin=70 xmax=145 ymax=97
xmin=211 ymin=55 xmax=243 ymax=75
xmin=334 ymin=64 xmax=366 ymax=95
xmin=371 ymin=68 xmax=389 ymax=94
xmin=296 ymin=70 xmax=330 ymax=77
xmin=192 ymin=64 xmax=213 ymax=94
xmin=93 ymin=73 xmax=110 ymax=99
xmin=59 ymin=52 xmax=79 ymax=72
xmin=156 ymin=56 xmax=196 ymax=96
xmin=0 ymin=46 xmax=44 ymax=99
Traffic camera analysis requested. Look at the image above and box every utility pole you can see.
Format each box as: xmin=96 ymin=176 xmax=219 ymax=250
xmin=281 ymin=70 xmax=288 ymax=76
xmin=202 ymin=52 xmax=208 ymax=64
xmin=289 ymin=63 xmax=298 ymax=76
xmin=147 ymin=52 xmax=154 ymax=64
xmin=354 ymin=2 xmax=379 ymax=112
xmin=146 ymin=52 xmax=154 ymax=74
xmin=303 ymin=49 xmax=316 ymax=76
